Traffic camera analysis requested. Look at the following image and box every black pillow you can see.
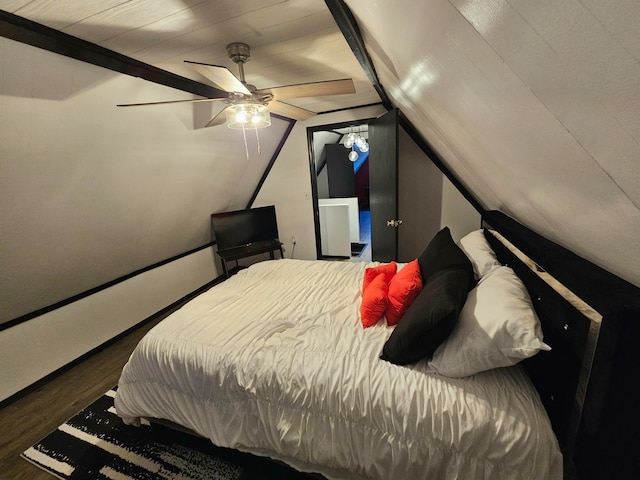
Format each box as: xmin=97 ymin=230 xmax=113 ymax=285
xmin=418 ymin=227 xmax=474 ymax=287
xmin=380 ymin=268 xmax=470 ymax=365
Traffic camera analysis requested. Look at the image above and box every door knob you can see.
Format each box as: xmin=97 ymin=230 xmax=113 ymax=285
xmin=386 ymin=219 xmax=403 ymax=227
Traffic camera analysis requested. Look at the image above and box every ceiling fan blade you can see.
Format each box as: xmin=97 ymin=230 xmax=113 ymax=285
xmin=267 ymin=100 xmax=316 ymax=121
xmin=256 ymin=78 xmax=355 ymax=101
xmin=117 ymin=98 xmax=226 ymax=107
xmin=204 ymin=108 xmax=228 ymax=128
xmin=185 ymin=60 xmax=251 ymax=95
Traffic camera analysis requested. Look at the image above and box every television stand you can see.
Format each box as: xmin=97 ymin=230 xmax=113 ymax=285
xmin=216 ymin=241 xmax=284 ymax=278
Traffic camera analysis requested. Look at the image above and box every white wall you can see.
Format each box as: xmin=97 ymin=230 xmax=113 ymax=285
xmin=0 ymin=247 xmax=218 ymax=403
xmin=313 ymin=130 xmax=342 ymax=200
xmin=0 ymin=37 xmax=290 ymax=324
xmin=398 ymin=127 xmax=480 ymax=260
xmin=441 ymin=176 xmax=481 ymax=241
xmin=398 ymin=127 xmax=443 ymax=261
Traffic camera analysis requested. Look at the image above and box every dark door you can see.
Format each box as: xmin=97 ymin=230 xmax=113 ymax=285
xmin=368 ymin=109 xmax=399 ymax=262
xmin=325 ymin=144 xmax=356 ymax=198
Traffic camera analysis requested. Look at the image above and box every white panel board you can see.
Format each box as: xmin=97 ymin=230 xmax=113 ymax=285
xmin=319 ymin=197 xmax=360 ymax=243
xmin=319 ymin=204 xmax=351 ymax=257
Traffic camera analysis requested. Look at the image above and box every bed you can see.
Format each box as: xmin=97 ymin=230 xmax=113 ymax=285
xmin=115 ymin=211 xmax=640 ymax=479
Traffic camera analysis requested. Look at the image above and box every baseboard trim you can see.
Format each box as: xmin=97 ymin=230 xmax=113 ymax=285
xmin=1 ymin=242 xmax=216 ymax=332
xmin=0 ymin=274 xmax=224 ymax=409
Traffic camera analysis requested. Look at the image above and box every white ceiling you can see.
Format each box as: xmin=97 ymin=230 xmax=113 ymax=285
xmin=344 ymin=0 xmax=640 ymax=287
xmin=3 ymin=0 xmax=381 ymax=114
xmin=4 ymin=0 xmax=640 ymax=287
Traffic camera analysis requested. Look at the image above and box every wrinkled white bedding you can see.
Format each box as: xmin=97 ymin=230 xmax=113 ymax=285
xmin=115 ymin=259 xmax=562 ymax=479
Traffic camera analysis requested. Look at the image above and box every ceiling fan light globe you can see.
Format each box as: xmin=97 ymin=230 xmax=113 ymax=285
xmin=226 ymin=103 xmax=270 ymax=129
xmin=348 ymin=150 xmax=359 ymax=162
xmin=236 ymin=111 xmax=247 ymax=123
xmin=360 ymin=142 xmax=369 ymax=152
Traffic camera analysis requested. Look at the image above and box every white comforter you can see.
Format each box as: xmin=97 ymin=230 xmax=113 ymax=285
xmin=115 ymin=259 xmax=562 ymax=479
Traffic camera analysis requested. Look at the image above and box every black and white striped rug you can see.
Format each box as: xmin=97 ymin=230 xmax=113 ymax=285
xmin=22 ymin=388 xmax=248 ymax=480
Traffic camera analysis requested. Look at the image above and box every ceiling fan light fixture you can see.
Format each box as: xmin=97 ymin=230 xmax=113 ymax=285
xmin=226 ymin=103 xmax=271 ymax=129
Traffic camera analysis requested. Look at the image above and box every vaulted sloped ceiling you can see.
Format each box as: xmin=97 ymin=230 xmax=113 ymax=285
xmin=1 ymin=0 xmax=639 ymax=321
xmin=344 ymin=0 xmax=640 ymax=288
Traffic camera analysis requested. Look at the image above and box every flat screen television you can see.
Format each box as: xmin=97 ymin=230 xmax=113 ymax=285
xmin=211 ymin=205 xmax=279 ymax=252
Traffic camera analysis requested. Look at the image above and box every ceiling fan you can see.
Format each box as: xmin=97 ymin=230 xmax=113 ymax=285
xmin=117 ymin=42 xmax=356 ymax=128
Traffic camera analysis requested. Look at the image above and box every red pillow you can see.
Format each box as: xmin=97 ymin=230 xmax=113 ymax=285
xmin=360 ymin=273 xmax=389 ymax=328
xmin=386 ymin=259 xmax=423 ymax=326
xmin=362 ymin=262 xmax=397 ymax=292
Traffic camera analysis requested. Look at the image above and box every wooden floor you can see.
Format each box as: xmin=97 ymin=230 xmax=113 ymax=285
xmin=0 ymin=304 xmax=318 ymax=480
xmin=0 ymin=314 xmax=165 ymax=480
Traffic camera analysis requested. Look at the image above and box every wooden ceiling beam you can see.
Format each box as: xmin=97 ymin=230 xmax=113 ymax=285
xmin=0 ymin=10 xmax=226 ymax=99
xmin=324 ymin=1 xmax=483 ymax=214
xmin=324 ymin=0 xmax=392 ymax=110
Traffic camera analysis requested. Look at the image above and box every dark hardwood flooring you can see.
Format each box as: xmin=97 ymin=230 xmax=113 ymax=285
xmin=0 ymin=306 xmax=319 ymax=480
xmin=0 ymin=315 xmax=166 ymax=480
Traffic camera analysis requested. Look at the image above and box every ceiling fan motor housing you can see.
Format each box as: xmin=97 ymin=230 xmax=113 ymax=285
xmin=227 ymin=42 xmax=251 ymax=64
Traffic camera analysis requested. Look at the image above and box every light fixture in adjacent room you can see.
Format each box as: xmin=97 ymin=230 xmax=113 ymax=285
xmin=344 ymin=132 xmax=356 ymax=148
xmin=343 ymin=127 xmax=368 ymax=153
xmin=355 ymin=134 xmax=369 ymax=152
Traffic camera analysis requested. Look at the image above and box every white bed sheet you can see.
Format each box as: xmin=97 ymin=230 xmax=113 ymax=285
xmin=115 ymin=259 xmax=562 ymax=479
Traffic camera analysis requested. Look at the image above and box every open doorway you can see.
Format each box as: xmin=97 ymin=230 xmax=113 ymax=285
xmin=307 ymin=120 xmax=374 ymax=262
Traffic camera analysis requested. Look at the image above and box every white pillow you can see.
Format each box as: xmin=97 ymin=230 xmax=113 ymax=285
xmin=427 ymin=266 xmax=550 ymax=377
xmin=458 ymin=229 xmax=501 ymax=279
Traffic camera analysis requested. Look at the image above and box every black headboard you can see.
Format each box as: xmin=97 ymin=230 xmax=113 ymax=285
xmin=482 ymin=211 xmax=640 ymax=479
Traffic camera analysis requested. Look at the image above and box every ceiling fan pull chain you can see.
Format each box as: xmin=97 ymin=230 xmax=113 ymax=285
xmin=255 ymin=126 xmax=261 ymax=157
xmin=241 ymin=122 xmax=249 ymax=160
